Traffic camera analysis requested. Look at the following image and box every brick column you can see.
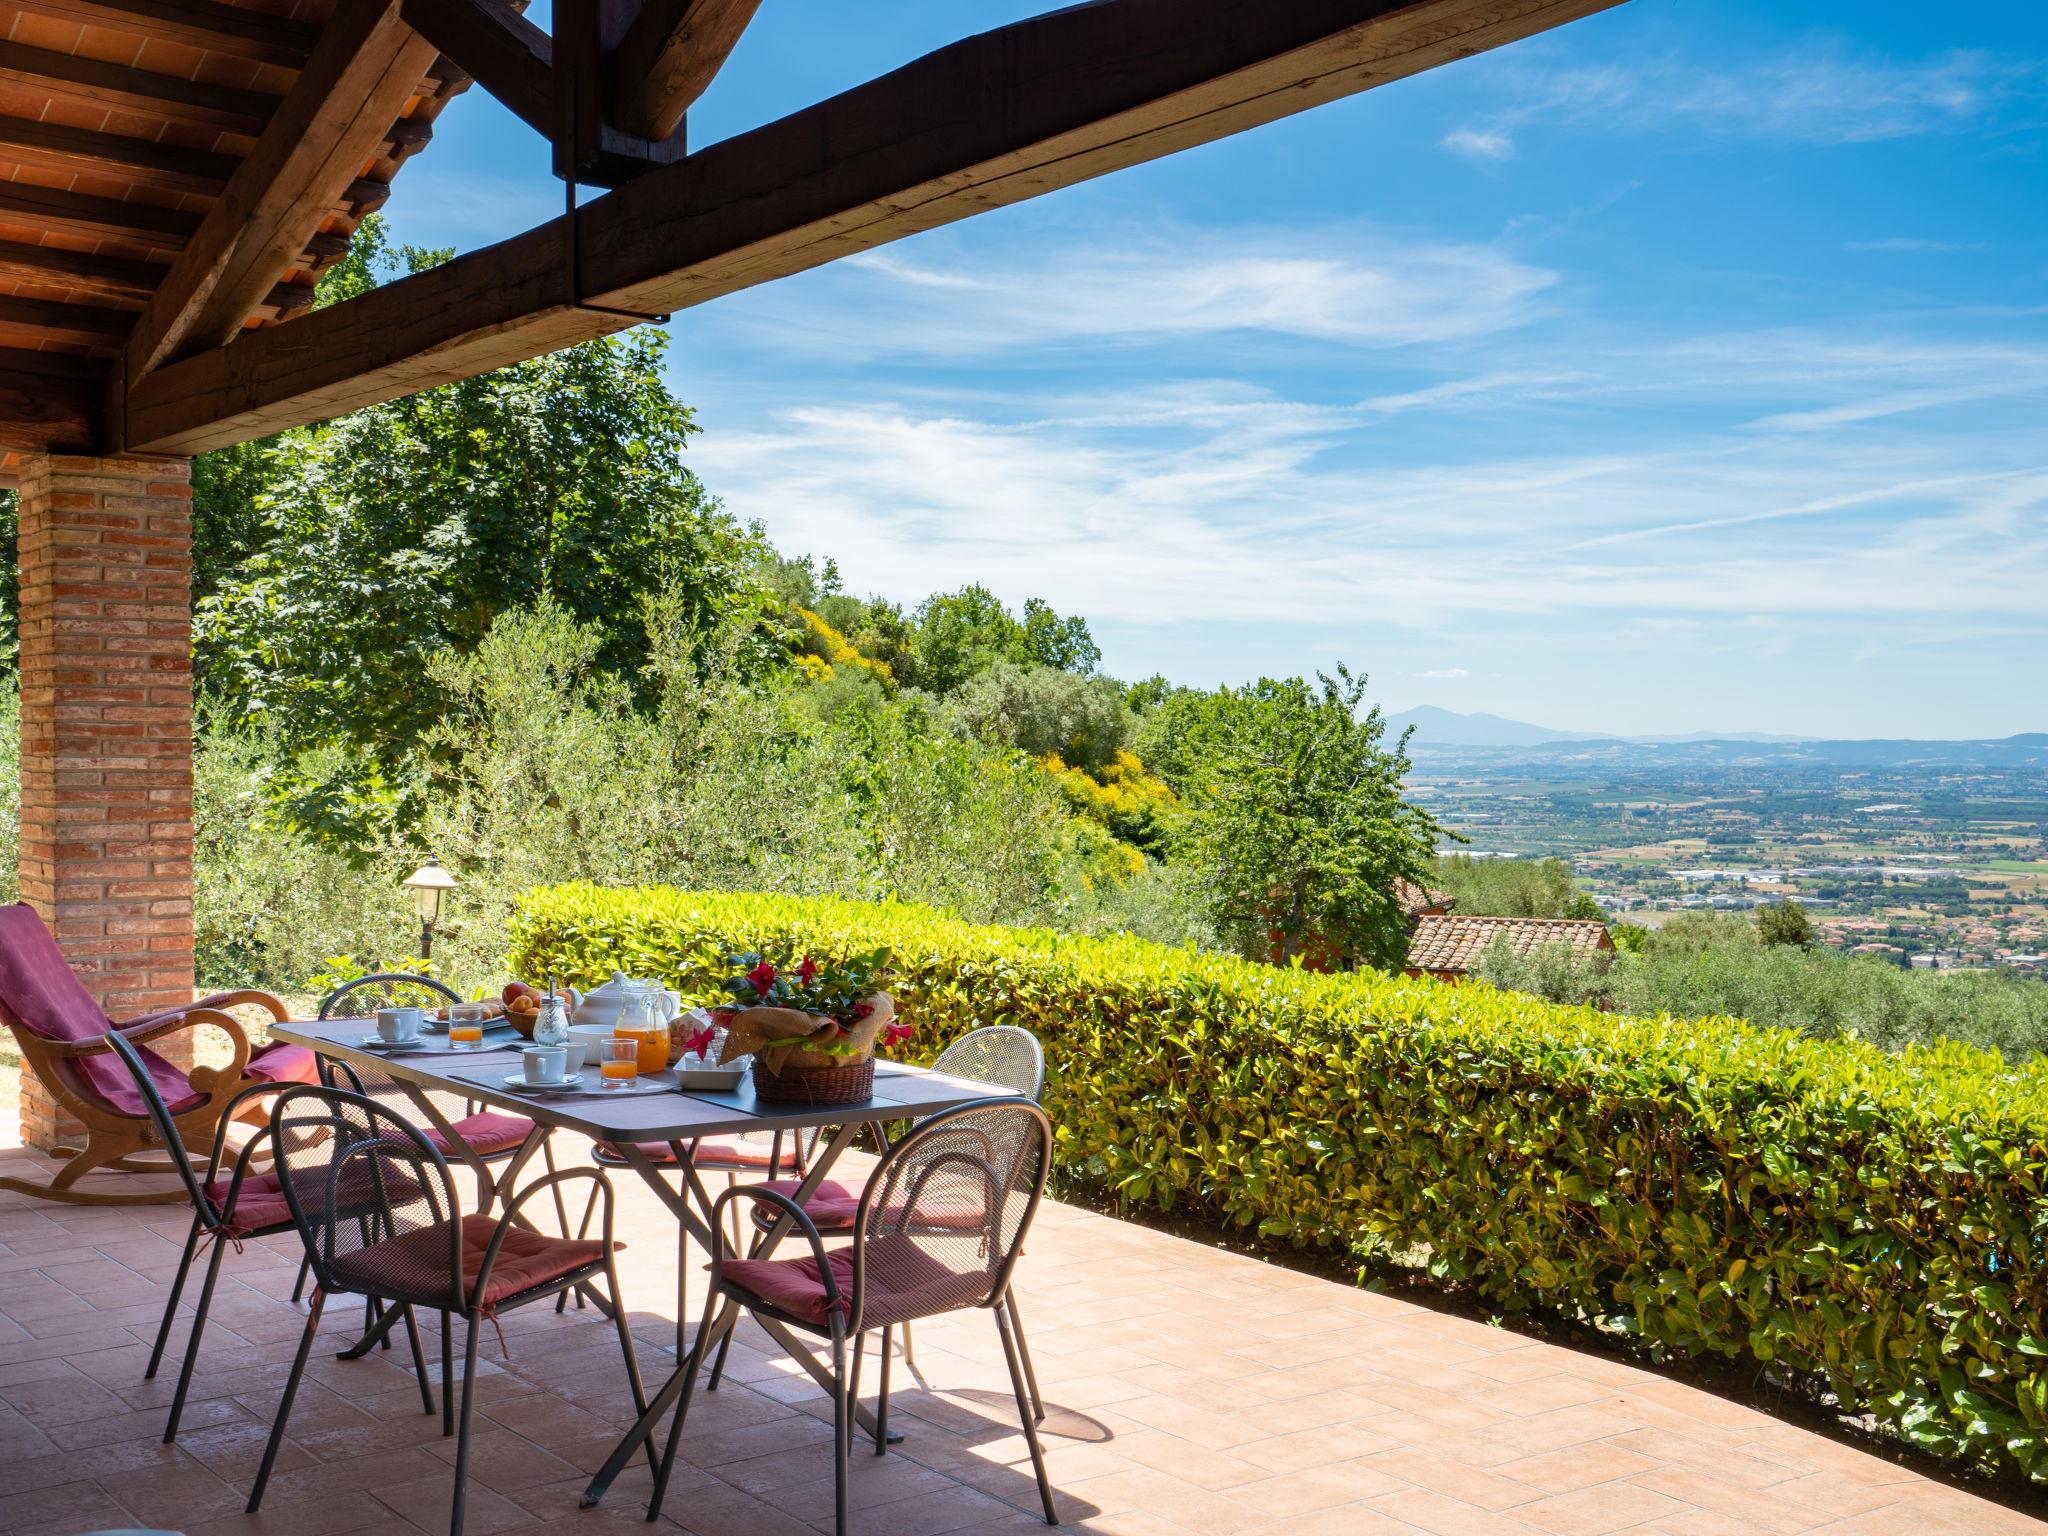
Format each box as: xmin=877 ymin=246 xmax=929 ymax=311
xmin=16 ymin=453 xmax=195 ymax=1153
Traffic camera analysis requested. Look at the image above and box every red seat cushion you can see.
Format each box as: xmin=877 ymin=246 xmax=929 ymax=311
xmin=422 ymin=1112 xmax=533 ymax=1158
xmin=202 ymin=1162 xmax=423 ymax=1236
xmin=753 ymin=1176 xmax=989 ymax=1234
xmin=597 ymin=1138 xmax=799 ymax=1172
xmin=723 ymin=1234 xmax=997 ymax=1328
xmin=246 ymin=1041 xmax=319 ymax=1086
xmin=330 ymin=1214 xmax=616 ymax=1309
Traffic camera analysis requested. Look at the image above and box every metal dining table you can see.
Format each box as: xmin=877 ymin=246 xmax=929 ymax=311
xmin=270 ymin=1018 xmax=1024 ymax=1508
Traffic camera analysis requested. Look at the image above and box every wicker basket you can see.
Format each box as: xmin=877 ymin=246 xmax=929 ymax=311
xmin=751 ymin=1055 xmax=875 ymax=1106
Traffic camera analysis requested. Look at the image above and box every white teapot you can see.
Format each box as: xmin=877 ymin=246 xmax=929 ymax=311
xmin=572 ymin=970 xmax=681 ymax=1031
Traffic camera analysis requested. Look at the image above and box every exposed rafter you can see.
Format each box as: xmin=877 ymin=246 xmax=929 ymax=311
xmin=608 ymin=0 xmax=763 ymax=140
xmin=4 ymin=0 xmax=317 ymax=68
xmin=0 ymin=183 xmax=198 ymax=247
xmin=123 ymin=0 xmax=1622 ymax=456
xmin=121 ymin=2 xmax=443 ymax=379
xmin=398 ymin=0 xmax=557 ymax=143
xmin=0 ymin=39 xmax=282 ymax=137
xmin=0 ymin=118 xmax=238 ymax=197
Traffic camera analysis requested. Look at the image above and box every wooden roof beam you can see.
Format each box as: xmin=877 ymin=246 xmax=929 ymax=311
xmin=0 ymin=182 xmax=197 ymax=246
xmin=0 ymin=347 xmax=101 ymax=453
xmin=5 ymin=0 xmax=317 ymax=68
xmin=0 ymin=39 xmax=281 ymax=137
xmin=0 ymin=116 xmax=238 ymax=197
xmin=0 ymin=238 xmax=324 ymax=312
xmin=124 ymin=0 xmax=1624 ymax=455
xmin=121 ymin=1 xmax=442 ymax=378
xmin=398 ymin=0 xmax=557 ymax=142
xmin=607 ymin=0 xmax=762 ymax=140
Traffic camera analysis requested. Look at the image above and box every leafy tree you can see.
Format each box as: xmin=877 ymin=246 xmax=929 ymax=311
xmin=196 ymin=321 xmax=759 ymax=844
xmin=1434 ymin=854 xmax=1578 ymax=918
xmin=1563 ymin=891 xmax=1610 ymax=922
xmin=1018 ymin=597 xmax=1099 ymax=674
xmin=943 ymin=660 xmax=1131 ymax=771
xmin=1170 ymin=666 xmax=1443 ymax=968
xmin=1756 ymin=897 xmax=1816 ymax=948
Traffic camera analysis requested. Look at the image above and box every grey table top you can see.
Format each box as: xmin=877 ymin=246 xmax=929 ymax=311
xmin=272 ymin=1019 xmax=1021 ymax=1140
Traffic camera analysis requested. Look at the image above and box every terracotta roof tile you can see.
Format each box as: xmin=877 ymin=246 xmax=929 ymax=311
xmin=1405 ymin=915 xmax=1613 ymax=974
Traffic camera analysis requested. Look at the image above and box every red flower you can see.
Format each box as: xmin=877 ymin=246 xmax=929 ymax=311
xmin=745 ymin=959 xmax=777 ymax=997
xmin=881 ymin=1021 xmax=914 ymax=1049
xmin=683 ymin=1025 xmax=718 ymax=1060
xmin=850 ymin=1000 xmax=875 ymax=1020
xmin=796 ymin=956 xmax=818 ymax=987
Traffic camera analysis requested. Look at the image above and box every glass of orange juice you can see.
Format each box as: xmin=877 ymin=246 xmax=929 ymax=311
xmin=617 ymin=983 xmax=671 ymax=1075
xmin=448 ymin=1001 xmax=487 ymax=1050
xmin=599 ymin=1037 xmax=640 ymax=1088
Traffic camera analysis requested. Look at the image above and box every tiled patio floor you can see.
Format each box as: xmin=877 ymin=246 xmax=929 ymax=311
xmin=0 ymin=1140 xmax=2038 ymax=1536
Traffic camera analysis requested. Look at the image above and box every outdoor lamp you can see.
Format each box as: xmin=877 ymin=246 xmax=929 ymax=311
xmin=403 ymin=857 xmax=459 ymax=961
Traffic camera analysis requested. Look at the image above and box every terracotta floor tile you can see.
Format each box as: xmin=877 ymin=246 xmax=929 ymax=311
xmin=0 ymin=1144 xmax=2042 ymax=1536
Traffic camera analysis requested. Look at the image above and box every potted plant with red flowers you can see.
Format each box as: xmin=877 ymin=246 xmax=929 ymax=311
xmin=713 ymin=947 xmax=907 ymax=1105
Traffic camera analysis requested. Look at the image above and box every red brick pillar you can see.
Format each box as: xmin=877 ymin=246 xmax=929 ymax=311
xmin=16 ymin=453 xmax=195 ymax=1153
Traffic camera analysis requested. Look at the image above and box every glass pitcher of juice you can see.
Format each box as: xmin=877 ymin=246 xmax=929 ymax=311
xmin=616 ymin=983 xmax=669 ymax=1075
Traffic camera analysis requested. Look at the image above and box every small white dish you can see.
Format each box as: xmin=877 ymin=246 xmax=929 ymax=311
xmin=676 ymin=1060 xmax=745 ymax=1090
xmin=501 ymin=1071 xmax=581 ymax=1091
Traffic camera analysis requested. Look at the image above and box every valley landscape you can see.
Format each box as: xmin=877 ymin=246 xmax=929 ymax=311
xmin=1393 ymin=709 xmax=2048 ymax=971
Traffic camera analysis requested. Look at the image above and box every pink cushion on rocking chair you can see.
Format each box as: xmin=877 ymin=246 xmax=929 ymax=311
xmin=0 ymin=904 xmax=312 ymax=1119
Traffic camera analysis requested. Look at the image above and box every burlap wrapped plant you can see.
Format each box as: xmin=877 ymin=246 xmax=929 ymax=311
xmin=716 ymin=991 xmax=897 ymax=1072
xmin=713 ymin=948 xmax=908 ymax=1075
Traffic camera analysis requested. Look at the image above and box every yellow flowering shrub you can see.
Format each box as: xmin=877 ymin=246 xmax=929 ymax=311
xmin=795 ymin=607 xmax=894 ymax=684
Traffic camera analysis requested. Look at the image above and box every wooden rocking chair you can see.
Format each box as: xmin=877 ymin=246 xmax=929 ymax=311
xmin=0 ymin=903 xmax=319 ymax=1207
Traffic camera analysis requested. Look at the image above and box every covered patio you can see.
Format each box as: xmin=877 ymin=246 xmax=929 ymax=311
xmin=0 ymin=1132 xmax=2034 ymax=1536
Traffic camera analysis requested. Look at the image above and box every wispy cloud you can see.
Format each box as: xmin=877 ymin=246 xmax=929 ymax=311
xmin=1441 ymin=127 xmax=1515 ymax=160
xmin=716 ymin=226 xmax=1558 ymax=361
xmin=1441 ymin=49 xmax=2035 ymax=157
xmin=1420 ymin=667 xmax=1471 ymax=679
xmin=1845 ymin=237 xmax=1984 ymax=253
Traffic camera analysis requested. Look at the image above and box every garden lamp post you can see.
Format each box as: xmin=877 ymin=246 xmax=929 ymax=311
xmin=403 ymin=857 xmax=459 ymax=963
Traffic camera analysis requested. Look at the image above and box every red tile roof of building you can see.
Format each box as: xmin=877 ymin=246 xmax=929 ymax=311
xmin=1405 ymin=915 xmax=1614 ymax=975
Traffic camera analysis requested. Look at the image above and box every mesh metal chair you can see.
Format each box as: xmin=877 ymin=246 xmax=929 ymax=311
xmin=250 ymin=1085 xmax=650 ymax=1536
xmin=742 ymin=1025 xmax=1048 ymax=1408
xmin=317 ymin=974 xmax=568 ymax=1232
xmin=103 ymin=1032 xmax=424 ymax=1446
xmin=649 ymin=1099 xmax=1058 ymax=1535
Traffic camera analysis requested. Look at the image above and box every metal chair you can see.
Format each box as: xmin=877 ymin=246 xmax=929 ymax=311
xmin=102 ymin=1032 xmax=432 ymax=1446
xmin=744 ymin=1025 xmax=1048 ymax=1408
xmin=250 ymin=1085 xmax=650 ymax=1536
xmin=650 ymin=1099 xmax=1059 ymax=1535
xmin=316 ymin=973 xmax=568 ymax=1227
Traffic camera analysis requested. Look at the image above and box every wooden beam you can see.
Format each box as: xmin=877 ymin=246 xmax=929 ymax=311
xmin=0 ymin=239 xmax=323 ymax=313
xmin=0 ymin=39 xmax=280 ymax=137
xmin=0 ymin=183 xmax=197 ymax=246
xmin=125 ymin=0 xmax=1624 ymax=454
xmin=397 ymin=0 xmax=557 ymax=142
xmin=0 ymin=355 xmax=96 ymax=452
xmin=0 ymin=116 xmax=237 ymax=196
xmin=122 ymin=1 xmax=440 ymax=377
xmin=0 ymin=295 xmax=130 ymax=346
xmin=608 ymin=0 xmax=761 ymax=140
xmin=0 ymin=238 xmax=160 ymax=300
xmin=5 ymin=0 xmax=317 ymax=68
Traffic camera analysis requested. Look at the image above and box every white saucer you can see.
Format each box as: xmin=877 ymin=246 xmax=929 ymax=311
xmin=362 ymin=1036 xmax=428 ymax=1051
xmin=502 ymin=1071 xmax=581 ymax=1090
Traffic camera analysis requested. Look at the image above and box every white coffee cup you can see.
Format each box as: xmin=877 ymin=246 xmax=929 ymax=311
xmin=375 ymin=1007 xmax=421 ymax=1044
xmin=561 ymin=1040 xmax=589 ymax=1074
xmin=522 ymin=1044 xmax=568 ymax=1084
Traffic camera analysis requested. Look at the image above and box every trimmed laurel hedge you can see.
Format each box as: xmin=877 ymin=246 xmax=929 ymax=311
xmin=509 ymin=882 xmax=2048 ymax=1479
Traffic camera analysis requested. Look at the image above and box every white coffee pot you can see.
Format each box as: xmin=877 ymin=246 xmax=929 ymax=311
xmin=572 ymin=970 xmax=681 ymax=1031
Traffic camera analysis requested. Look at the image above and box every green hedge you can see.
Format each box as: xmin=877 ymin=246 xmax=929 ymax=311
xmin=509 ymin=882 xmax=2048 ymax=1480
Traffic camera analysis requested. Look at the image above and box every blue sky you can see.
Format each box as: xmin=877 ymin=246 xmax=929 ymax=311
xmin=384 ymin=0 xmax=2048 ymax=739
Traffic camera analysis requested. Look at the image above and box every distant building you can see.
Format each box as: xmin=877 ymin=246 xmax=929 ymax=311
xmin=1404 ymin=915 xmax=1614 ymax=983
xmin=1394 ymin=879 xmax=1453 ymax=919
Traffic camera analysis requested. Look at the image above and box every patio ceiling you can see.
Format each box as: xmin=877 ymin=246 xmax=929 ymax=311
xmin=0 ymin=0 xmax=479 ymax=480
xmin=0 ymin=0 xmax=1624 ymax=472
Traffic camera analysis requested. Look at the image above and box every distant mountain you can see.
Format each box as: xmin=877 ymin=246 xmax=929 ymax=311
xmin=1384 ymin=706 xmax=1613 ymax=747
xmin=1386 ymin=709 xmax=2045 ymax=768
